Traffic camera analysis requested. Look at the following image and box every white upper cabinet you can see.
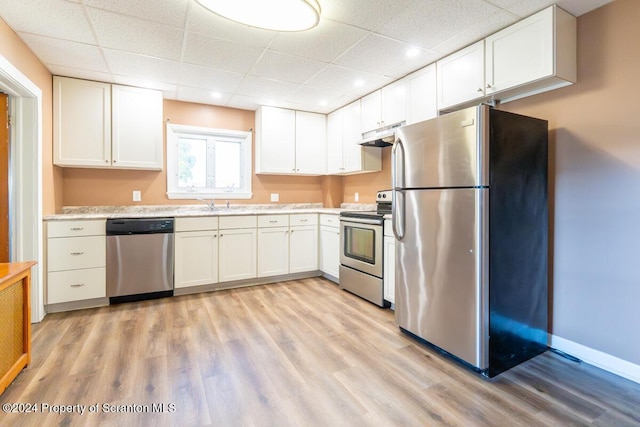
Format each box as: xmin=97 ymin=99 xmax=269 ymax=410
xmin=484 ymin=5 xmax=576 ymax=103
xmin=404 ymin=64 xmax=438 ymax=125
xmin=255 ymin=106 xmax=326 ymax=175
xmin=327 ymin=100 xmax=381 ymax=176
xmin=53 ymin=76 xmax=163 ymax=170
xmin=295 ymin=111 xmax=327 ymax=175
xmin=111 ymin=84 xmax=163 ymax=169
xmin=437 ymin=40 xmax=486 ymax=111
xmin=361 ymin=80 xmax=407 ymax=133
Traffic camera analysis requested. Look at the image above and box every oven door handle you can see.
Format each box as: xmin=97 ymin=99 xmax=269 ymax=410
xmin=392 ymin=138 xmax=405 ymax=240
xmin=340 ymin=218 xmax=384 ymax=226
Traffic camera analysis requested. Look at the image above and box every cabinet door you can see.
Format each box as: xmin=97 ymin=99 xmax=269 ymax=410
xmin=319 ymin=226 xmax=340 ymax=279
xmin=485 ymin=7 xmax=553 ymax=95
xmin=289 ymin=226 xmax=318 ymax=273
xmin=257 ymin=227 xmax=289 ymax=277
xmin=111 ymin=84 xmax=163 ymax=170
xmin=342 ymin=100 xmax=365 ymax=173
xmin=295 ymin=111 xmax=326 ymax=175
xmin=405 ymin=64 xmax=438 ymax=125
xmin=218 ymin=228 xmax=257 ymax=282
xmin=53 ymin=76 xmax=111 ymax=167
xmin=360 ymin=90 xmax=382 ymax=133
xmin=255 ymin=106 xmax=296 ymax=174
xmin=326 ymin=109 xmax=344 ymax=174
xmin=382 ymin=79 xmax=406 ymax=126
xmin=383 ymin=235 xmax=395 ymax=304
xmin=174 ymin=230 xmax=218 ymax=288
xmin=437 ymin=40 xmax=485 ymax=110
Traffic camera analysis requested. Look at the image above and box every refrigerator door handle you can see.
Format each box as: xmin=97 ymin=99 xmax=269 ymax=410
xmin=391 ymin=138 xmax=406 ymax=240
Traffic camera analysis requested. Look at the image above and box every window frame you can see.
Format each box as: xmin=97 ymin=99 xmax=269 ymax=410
xmin=166 ymin=123 xmax=253 ymax=200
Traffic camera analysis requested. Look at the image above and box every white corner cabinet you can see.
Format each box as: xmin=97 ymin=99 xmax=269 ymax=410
xmin=255 ymin=106 xmax=326 ymax=175
xmin=46 ymin=220 xmax=106 ymax=305
xmin=326 ymin=100 xmax=382 ymax=175
xmin=437 ymin=5 xmax=576 ymax=111
xmin=319 ymin=214 xmax=340 ymax=281
xmin=174 ymin=217 xmax=219 ymax=289
xmin=53 ymin=76 xmax=163 ymax=170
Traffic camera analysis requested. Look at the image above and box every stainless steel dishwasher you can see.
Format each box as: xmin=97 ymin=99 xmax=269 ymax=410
xmin=106 ymin=218 xmax=174 ymax=304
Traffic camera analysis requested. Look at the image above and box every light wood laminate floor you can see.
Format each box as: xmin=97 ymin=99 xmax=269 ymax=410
xmin=1 ymin=277 xmax=639 ymax=426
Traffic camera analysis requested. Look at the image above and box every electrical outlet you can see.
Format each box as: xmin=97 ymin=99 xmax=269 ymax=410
xmin=270 ymin=193 xmax=279 ymax=202
xmin=132 ymin=190 xmax=141 ymax=202
xmin=355 ymin=192 xmax=359 ymax=202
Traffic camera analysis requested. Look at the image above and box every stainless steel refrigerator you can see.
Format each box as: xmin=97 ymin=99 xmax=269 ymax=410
xmin=391 ymin=104 xmax=548 ymax=377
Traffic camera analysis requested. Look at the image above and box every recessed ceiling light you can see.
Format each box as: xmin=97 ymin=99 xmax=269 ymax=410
xmin=211 ymin=91 xmax=222 ymax=99
xmin=354 ymin=79 xmax=365 ymax=87
xmin=319 ymin=100 xmax=328 ymax=106
xmin=406 ymin=47 xmax=421 ymax=58
xmin=195 ymin=0 xmax=321 ymax=32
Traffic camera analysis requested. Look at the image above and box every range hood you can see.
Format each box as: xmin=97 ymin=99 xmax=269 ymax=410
xmin=359 ymin=122 xmax=404 ymax=147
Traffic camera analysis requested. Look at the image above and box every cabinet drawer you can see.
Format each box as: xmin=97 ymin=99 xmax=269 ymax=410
xmin=48 ymin=220 xmax=106 ymax=237
xmin=258 ymin=215 xmax=289 ymax=228
xmin=175 ymin=216 xmax=218 ymax=232
xmin=219 ymin=215 xmax=257 ymax=229
xmin=319 ymin=214 xmax=339 ymax=228
xmin=290 ymin=213 xmax=317 ymax=226
xmin=48 ymin=236 xmax=106 ymax=272
xmin=47 ymin=267 xmax=106 ymax=304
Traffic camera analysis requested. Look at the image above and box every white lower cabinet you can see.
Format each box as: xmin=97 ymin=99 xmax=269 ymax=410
xmin=219 ymin=227 xmax=257 ymax=282
xmin=384 ymin=223 xmax=396 ymax=305
xmin=258 ymin=227 xmax=290 ymax=277
xmin=319 ymin=214 xmax=340 ymax=280
xmin=174 ymin=230 xmax=219 ymax=288
xmin=290 ymin=225 xmax=318 ymax=273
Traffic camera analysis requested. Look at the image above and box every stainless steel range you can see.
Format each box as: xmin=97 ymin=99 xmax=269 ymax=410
xmin=339 ymin=190 xmax=391 ymax=307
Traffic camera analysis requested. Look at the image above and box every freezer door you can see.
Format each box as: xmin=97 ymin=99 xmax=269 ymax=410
xmin=395 ymin=188 xmax=489 ymax=370
xmin=393 ymin=105 xmax=489 ymax=189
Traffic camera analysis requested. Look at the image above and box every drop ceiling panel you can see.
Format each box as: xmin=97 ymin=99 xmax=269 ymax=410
xmin=48 ymin=65 xmax=113 ymax=84
xmin=235 ymin=76 xmax=300 ymax=100
xmin=104 ymin=49 xmax=181 ymax=84
xmin=269 ymin=19 xmax=369 ymax=63
xmin=182 ymin=32 xmax=265 ymax=73
xmin=179 ymin=63 xmax=244 ymax=92
xmin=87 ymin=8 xmax=185 ymax=61
xmin=84 ymin=0 xmax=190 ymax=27
xmin=503 ymin=0 xmax=557 ymax=17
xmin=177 ymin=85 xmax=232 ymax=106
xmin=320 ymin=0 xmax=415 ymax=31
xmin=18 ymin=33 xmax=109 ymax=73
xmin=226 ymin=94 xmax=264 ymax=111
xmin=250 ymin=51 xmax=327 ymax=84
xmin=0 ymin=0 xmax=95 ymax=44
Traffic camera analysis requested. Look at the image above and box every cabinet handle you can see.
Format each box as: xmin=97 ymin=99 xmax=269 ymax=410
xmin=70 ymin=252 xmax=84 ymax=256
xmin=105 ymin=160 xmax=109 ymax=163
xmin=477 ymin=88 xmax=483 ymax=93
xmin=70 ymin=283 xmax=85 ymax=288
xmin=70 ymin=227 xmax=84 ymax=231
xmin=213 ymin=234 xmax=217 ymax=238
xmin=300 ymin=219 xmax=308 ymax=222
xmin=291 ymin=230 xmax=294 ymax=233
xmin=269 ymin=220 xmax=278 ymax=223
xmin=113 ymin=160 xmax=117 ymax=163
xmin=220 ymin=234 xmax=223 ymax=237
xmin=327 ymin=220 xmax=333 ymax=223
xmin=486 ymin=84 xmax=492 ymax=89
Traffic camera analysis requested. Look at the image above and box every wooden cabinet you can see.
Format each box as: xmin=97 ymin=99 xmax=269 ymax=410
xmin=383 ymin=219 xmax=395 ymax=305
xmin=327 ymin=100 xmax=382 ymax=175
xmin=361 ymin=80 xmax=406 ymax=133
xmin=218 ymin=216 xmax=257 ymax=282
xmin=290 ymin=217 xmax=318 ymax=273
xmin=437 ymin=40 xmax=486 ymax=111
xmin=255 ymin=106 xmax=326 ymax=175
xmin=46 ymin=220 xmax=106 ymax=305
xmin=404 ymin=64 xmax=438 ymax=125
xmin=53 ymin=76 xmax=163 ymax=170
xmin=319 ymin=214 xmax=340 ymax=281
xmin=484 ymin=5 xmax=576 ymax=103
xmin=174 ymin=217 xmax=219 ymax=289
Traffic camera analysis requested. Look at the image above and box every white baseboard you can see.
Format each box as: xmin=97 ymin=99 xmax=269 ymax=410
xmin=550 ymin=334 xmax=640 ymax=384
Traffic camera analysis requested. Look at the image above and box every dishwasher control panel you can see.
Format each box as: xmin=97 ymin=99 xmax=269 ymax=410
xmin=106 ymin=218 xmax=174 ymax=235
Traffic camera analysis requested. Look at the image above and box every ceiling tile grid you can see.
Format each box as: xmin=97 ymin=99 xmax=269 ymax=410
xmin=0 ymin=0 xmax=613 ymax=114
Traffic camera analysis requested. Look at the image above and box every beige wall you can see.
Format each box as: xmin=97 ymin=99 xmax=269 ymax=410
xmin=62 ymin=100 xmax=325 ymax=206
xmin=502 ymin=0 xmax=640 ymax=365
xmin=0 ymin=17 xmax=58 ymax=214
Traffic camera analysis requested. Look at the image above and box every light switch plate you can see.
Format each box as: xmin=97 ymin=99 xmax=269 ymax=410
xmin=270 ymin=193 xmax=279 ymax=202
xmin=132 ymin=190 xmax=141 ymax=202
xmin=355 ymin=192 xmax=359 ymax=202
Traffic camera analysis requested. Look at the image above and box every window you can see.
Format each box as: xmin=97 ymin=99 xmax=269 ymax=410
xmin=166 ymin=123 xmax=252 ymax=199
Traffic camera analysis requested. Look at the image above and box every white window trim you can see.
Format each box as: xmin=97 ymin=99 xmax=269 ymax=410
xmin=166 ymin=123 xmax=253 ymax=200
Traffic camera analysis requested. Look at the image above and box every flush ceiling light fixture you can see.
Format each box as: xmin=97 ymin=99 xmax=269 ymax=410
xmin=195 ymin=0 xmax=321 ymax=32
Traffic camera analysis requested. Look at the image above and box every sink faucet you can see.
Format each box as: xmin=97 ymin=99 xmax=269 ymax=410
xmin=197 ymin=198 xmax=216 ymax=210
